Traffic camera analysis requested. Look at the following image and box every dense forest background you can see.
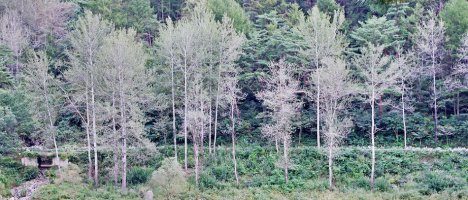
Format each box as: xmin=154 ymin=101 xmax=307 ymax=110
xmin=0 ymin=0 xmax=467 ymax=199
xmin=1 ymin=0 xmax=466 ymax=150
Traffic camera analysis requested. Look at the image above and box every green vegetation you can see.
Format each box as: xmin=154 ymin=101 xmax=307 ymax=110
xmin=0 ymin=0 xmax=466 ymax=199
xmin=23 ymin=146 xmax=468 ymax=199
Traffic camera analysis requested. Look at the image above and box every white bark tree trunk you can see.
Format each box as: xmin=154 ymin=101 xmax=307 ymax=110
xmin=402 ymin=80 xmax=407 ymax=149
xmin=91 ymin=74 xmax=99 ymax=186
xmin=112 ymin=92 xmax=119 ymax=185
xmin=283 ymin=136 xmax=288 ymax=184
xmin=171 ymin=58 xmax=177 ymax=159
xmin=328 ymin=141 xmax=333 ymax=190
xmin=431 ymin=54 xmax=438 ymax=144
xmin=230 ymin=103 xmax=239 ymax=185
xmin=85 ymin=82 xmax=93 ymax=181
xmin=183 ymin=51 xmax=188 ymax=171
xmin=370 ymin=88 xmax=376 ymax=190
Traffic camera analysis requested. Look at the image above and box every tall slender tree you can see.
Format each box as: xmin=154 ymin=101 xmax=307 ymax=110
xmin=24 ymin=51 xmax=61 ymax=174
xmin=257 ymin=60 xmax=301 ymax=184
xmin=317 ymin=57 xmax=355 ymax=190
xmin=414 ymin=10 xmax=445 ymax=144
xmin=99 ymin=28 xmax=150 ymax=191
xmin=67 ymin=11 xmax=113 ymax=185
xmin=353 ymin=44 xmax=399 ymax=189
xmin=392 ymin=46 xmax=413 ymax=149
xmin=295 ymin=6 xmax=345 ymax=148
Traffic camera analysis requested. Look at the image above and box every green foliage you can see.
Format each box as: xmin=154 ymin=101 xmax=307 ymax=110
xmin=22 ymin=167 xmax=39 ymax=181
xmin=375 ymin=177 xmax=391 ymax=192
xmin=34 ymin=182 xmax=140 ymax=200
xmin=350 ymin=16 xmax=402 ymax=52
xmin=317 ymin=0 xmax=340 ymax=16
xmin=127 ymin=167 xmax=152 ymax=185
xmin=0 ymin=45 xmax=13 ymax=89
xmin=80 ymin=0 xmax=157 ymax=33
xmin=417 ymin=170 xmax=464 ymax=194
xmin=148 ymin=157 xmax=187 ymax=199
xmin=0 ymin=88 xmax=36 ymax=147
xmin=441 ymin=0 xmax=468 ymax=52
xmin=207 ymin=0 xmax=252 ymax=33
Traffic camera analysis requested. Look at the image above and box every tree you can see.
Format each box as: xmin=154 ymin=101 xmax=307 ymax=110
xmin=0 ymin=10 xmax=29 ymax=77
xmin=316 ymin=57 xmax=355 ymax=190
xmin=158 ymin=17 xmax=180 ymax=159
xmin=3 ymin=0 xmax=76 ymax=47
xmin=441 ymin=0 xmax=468 ymax=52
xmin=350 ymin=16 xmax=402 ymax=53
xmin=207 ymin=0 xmax=252 ymax=33
xmin=222 ymin=57 xmax=243 ymax=185
xmin=99 ymin=28 xmax=150 ymax=191
xmin=257 ymin=60 xmax=301 ymax=184
xmin=295 ymin=6 xmax=345 ymax=148
xmin=391 ymin=46 xmax=414 ymax=149
xmin=353 ymin=44 xmax=398 ymax=189
xmin=413 ymin=11 xmax=445 ymax=144
xmin=67 ymin=11 xmax=113 ymax=185
xmin=446 ymin=33 xmax=468 ymax=116
xmin=23 ymin=51 xmax=62 ymax=174
xmin=212 ymin=16 xmax=245 ymax=154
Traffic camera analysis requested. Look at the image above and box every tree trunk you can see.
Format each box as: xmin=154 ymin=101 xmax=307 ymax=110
xmin=370 ymin=90 xmax=376 ymax=190
xmin=200 ymin=100 xmax=205 ymax=164
xmin=184 ymin=52 xmax=188 ymax=170
xmin=213 ymin=73 xmax=221 ymax=154
xmin=171 ymin=58 xmax=177 ymax=160
xmin=112 ymin=92 xmax=119 ymax=186
xmin=91 ymin=75 xmax=99 ymax=186
xmin=328 ymin=144 xmax=333 ymax=190
xmin=230 ymin=103 xmax=239 ymax=185
xmin=431 ymin=45 xmax=438 ymax=144
xmin=283 ymin=136 xmax=288 ymax=184
xmin=118 ymin=68 xmax=128 ymax=191
xmin=315 ymin=45 xmax=321 ymax=149
xmin=193 ymin=134 xmax=199 ymax=187
xmin=209 ymin=87 xmax=213 ymax=155
xmin=402 ymin=80 xmax=407 ymax=149
xmin=85 ymin=83 xmax=93 ymax=181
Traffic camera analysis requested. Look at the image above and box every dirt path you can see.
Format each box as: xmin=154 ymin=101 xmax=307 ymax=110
xmin=8 ymin=173 xmax=49 ymax=200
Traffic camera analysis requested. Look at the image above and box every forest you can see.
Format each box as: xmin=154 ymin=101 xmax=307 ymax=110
xmin=0 ymin=0 xmax=467 ymax=199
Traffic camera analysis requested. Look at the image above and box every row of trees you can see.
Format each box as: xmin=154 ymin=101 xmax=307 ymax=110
xmin=1 ymin=0 xmax=467 ymax=192
xmin=158 ymin=2 xmax=245 ymax=185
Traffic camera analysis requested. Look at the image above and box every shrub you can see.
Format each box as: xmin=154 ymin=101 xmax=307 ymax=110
xmin=374 ymin=177 xmax=391 ymax=192
xmin=148 ymin=157 xmax=187 ymax=199
xmin=418 ymin=170 xmax=463 ymax=193
xmin=128 ymin=167 xmax=152 ymax=185
xmin=353 ymin=176 xmax=370 ymax=190
xmin=22 ymin=166 xmax=39 ymax=181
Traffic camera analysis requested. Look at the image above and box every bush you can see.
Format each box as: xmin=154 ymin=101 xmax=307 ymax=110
xmin=22 ymin=166 xmax=39 ymax=181
xmin=374 ymin=177 xmax=391 ymax=192
xmin=353 ymin=176 xmax=370 ymax=190
xmin=148 ymin=157 xmax=187 ymax=199
xmin=418 ymin=170 xmax=463 ymax=193
xmin=128 ymin=167 xmax=152 ymax=185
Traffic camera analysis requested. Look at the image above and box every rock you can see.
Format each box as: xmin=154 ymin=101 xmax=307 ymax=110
xmin=144 ymin=190 xmax=154 ymax=200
